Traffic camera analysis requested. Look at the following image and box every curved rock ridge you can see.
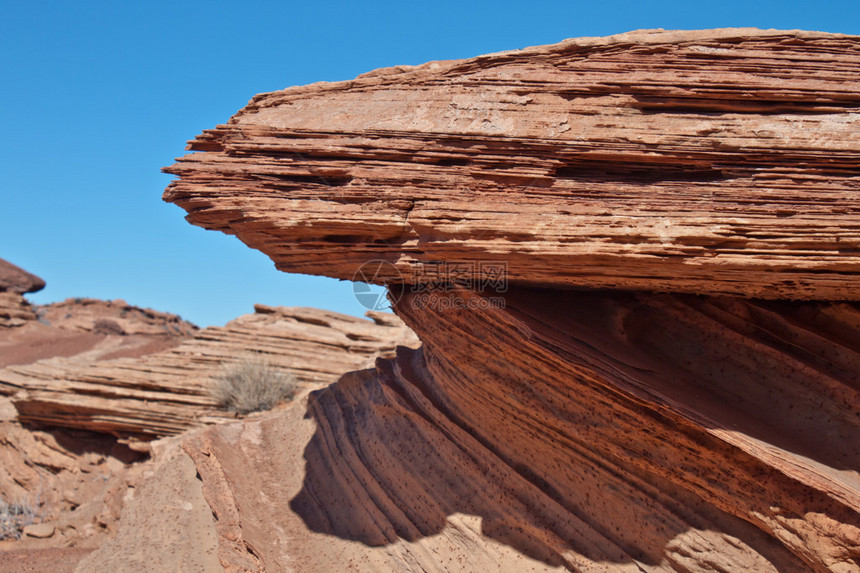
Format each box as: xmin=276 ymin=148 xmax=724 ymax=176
xmin=35 ymin=297 xmax=198 ymax=337
xmin=0 ymin=258 xmax=45 ymax=295
xmin=78 ymin=288 xmax=860 ymax=572
xmin=0 ymin=297 xmax=198 ymax=369
xmin=165 ymin=28 xmax=860 ymax=301
xmin=0 ymin=305 xmax=417 ymax=440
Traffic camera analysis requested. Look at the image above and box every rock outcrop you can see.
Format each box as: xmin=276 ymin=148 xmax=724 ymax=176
xmin=0 ymin=292 xmax=38 ymax=328
xmin=78 ymin=288 xmax=860 ymax=572
xmin=0 ymin=265 xmax=416 ymax=570
xmin=79 ymin=28 xmax=860 ymax=572
xmin=35 ymin=298 xmax=198 ymax=338
xmin=0 ymin=305 xmax=418 ymax=440
xmin=0 ymin=259 xmax=45 ymax=295
xmin=0 ymin=297 xmax=197 ymax=369
xmin=165 ymin=28 xmax=860 ymax=301
xmin=0 ymin=414 xmax=145 ymax=550
xmin=0 ymin=259 xmax=44 ymax=328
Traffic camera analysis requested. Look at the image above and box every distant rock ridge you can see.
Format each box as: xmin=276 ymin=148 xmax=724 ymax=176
xmin=35 ymin=297 xmax=198 ymax=337
xmin=0 ymin=304 xmax=418 ymax=440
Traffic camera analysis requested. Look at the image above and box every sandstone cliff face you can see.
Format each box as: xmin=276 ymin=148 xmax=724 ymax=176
xmin=0 ymin=305 xmax=417 ymax=440
xmin=165 ymin=28 xmax=860 ymax=301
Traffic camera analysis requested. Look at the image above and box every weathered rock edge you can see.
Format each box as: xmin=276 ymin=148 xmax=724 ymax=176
xmin=165 ymin=28 xmax=860 ymax=301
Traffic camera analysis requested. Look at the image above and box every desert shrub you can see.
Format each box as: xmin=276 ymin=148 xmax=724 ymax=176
xmin=211 ymin=354 xmax=297 ymax=414
xmin=0 ymin=497 xmax=38 ymax=540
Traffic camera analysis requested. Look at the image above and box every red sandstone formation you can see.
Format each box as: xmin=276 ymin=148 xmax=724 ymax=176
xmin=137 ymin=27 xmax=860 ymax=573
xmin=35 ymin=298 xmax=198 ymax=338
xmin=0 ymin=305 xmax=417 ymax=440
xmin=5 ymin=28 xmax=853 ymax=573
xmin=77 ymin=289 xmax=860 ymax=572
xmin=0 ymin=415 xmax=145 ymax=552
xmin=0 ymin=292 xmax=38 ymax=329
xmin=0 ymin=259 xmax=44 ymax=328
xmin=0 ymin=288 xmax=416 ymax=570
xmin=0 ymin=283 xmax=416 ymax=572
xmin=165 ymin=28 xmax=860 ymax=301
xmin=0 ymin=297 xmax=197 ymax=368
xmin=0 ymin=259 xmax=45 ymax=295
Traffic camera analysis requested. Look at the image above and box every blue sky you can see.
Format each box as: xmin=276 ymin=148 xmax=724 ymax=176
xmin=2 ymin=1 xmax=857 ymax=326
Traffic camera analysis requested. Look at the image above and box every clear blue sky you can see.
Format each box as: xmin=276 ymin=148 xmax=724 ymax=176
xmin=2 ymin=1 xmax=857 ymax=326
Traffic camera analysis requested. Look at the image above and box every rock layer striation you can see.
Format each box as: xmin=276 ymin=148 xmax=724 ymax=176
xmin=0 ymin=305 xmax=417 ymax=440
xmin=165 ymin=28 xmax=860 ymax=301
xmin=0 ymin=259 xmax=44 ymax=328
xmin=76 ymin=27 xmax=860 ymax=572
xmin=80 ymin=288 xmax=860 ymax=572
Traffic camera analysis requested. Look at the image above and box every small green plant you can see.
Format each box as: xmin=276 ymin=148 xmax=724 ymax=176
xmin=0 ymin=497 xmax=38 ymax=540
xmin=211 ymin=354 xmax=297 ymax=414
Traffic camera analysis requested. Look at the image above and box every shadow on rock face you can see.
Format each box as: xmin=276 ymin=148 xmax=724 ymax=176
xmin=288 ymin=302 xmax=833 ymax=572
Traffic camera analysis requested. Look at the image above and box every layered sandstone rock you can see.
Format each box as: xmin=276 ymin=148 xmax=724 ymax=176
xmin=0 ymin=259 xmax=44 ymax=328
xmin=0 ymin=292 xmax=38 ymax=328
xmin=79 ymin=288 xmax=860 ymax=572
xmin=0 ymin=305 xmax=417 ymax=440
xmin=165 ymin=28 xmax=860 ymax=301
xmin=79 ymin=27 xmax=860 ymax=573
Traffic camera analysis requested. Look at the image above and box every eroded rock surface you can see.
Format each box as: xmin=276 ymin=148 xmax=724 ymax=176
xmin=165 ymin=28 xmax=860 ymax=301
xmin=0 ymin=305 xmax=417 ymax=440
xmin=0 ymin=292 xmax=38 ymax=329
xmin=79 ymin=288 xmax=860 ymax=572
xmin=0 ymin=412 xmax=147 ymax=554
xmin=77 ymin=27 xmax=860 ymax=573
xmin=0 ymin=259 xmax=45 ymax=295
xmin=0 ymin=259 xmax=44 ymax=328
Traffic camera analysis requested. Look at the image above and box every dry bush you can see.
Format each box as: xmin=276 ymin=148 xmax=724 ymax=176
xmin=211 ymin=354 xmax=297 ymax=414
xmin=0 ymin=497 xmax=38 ymax=540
